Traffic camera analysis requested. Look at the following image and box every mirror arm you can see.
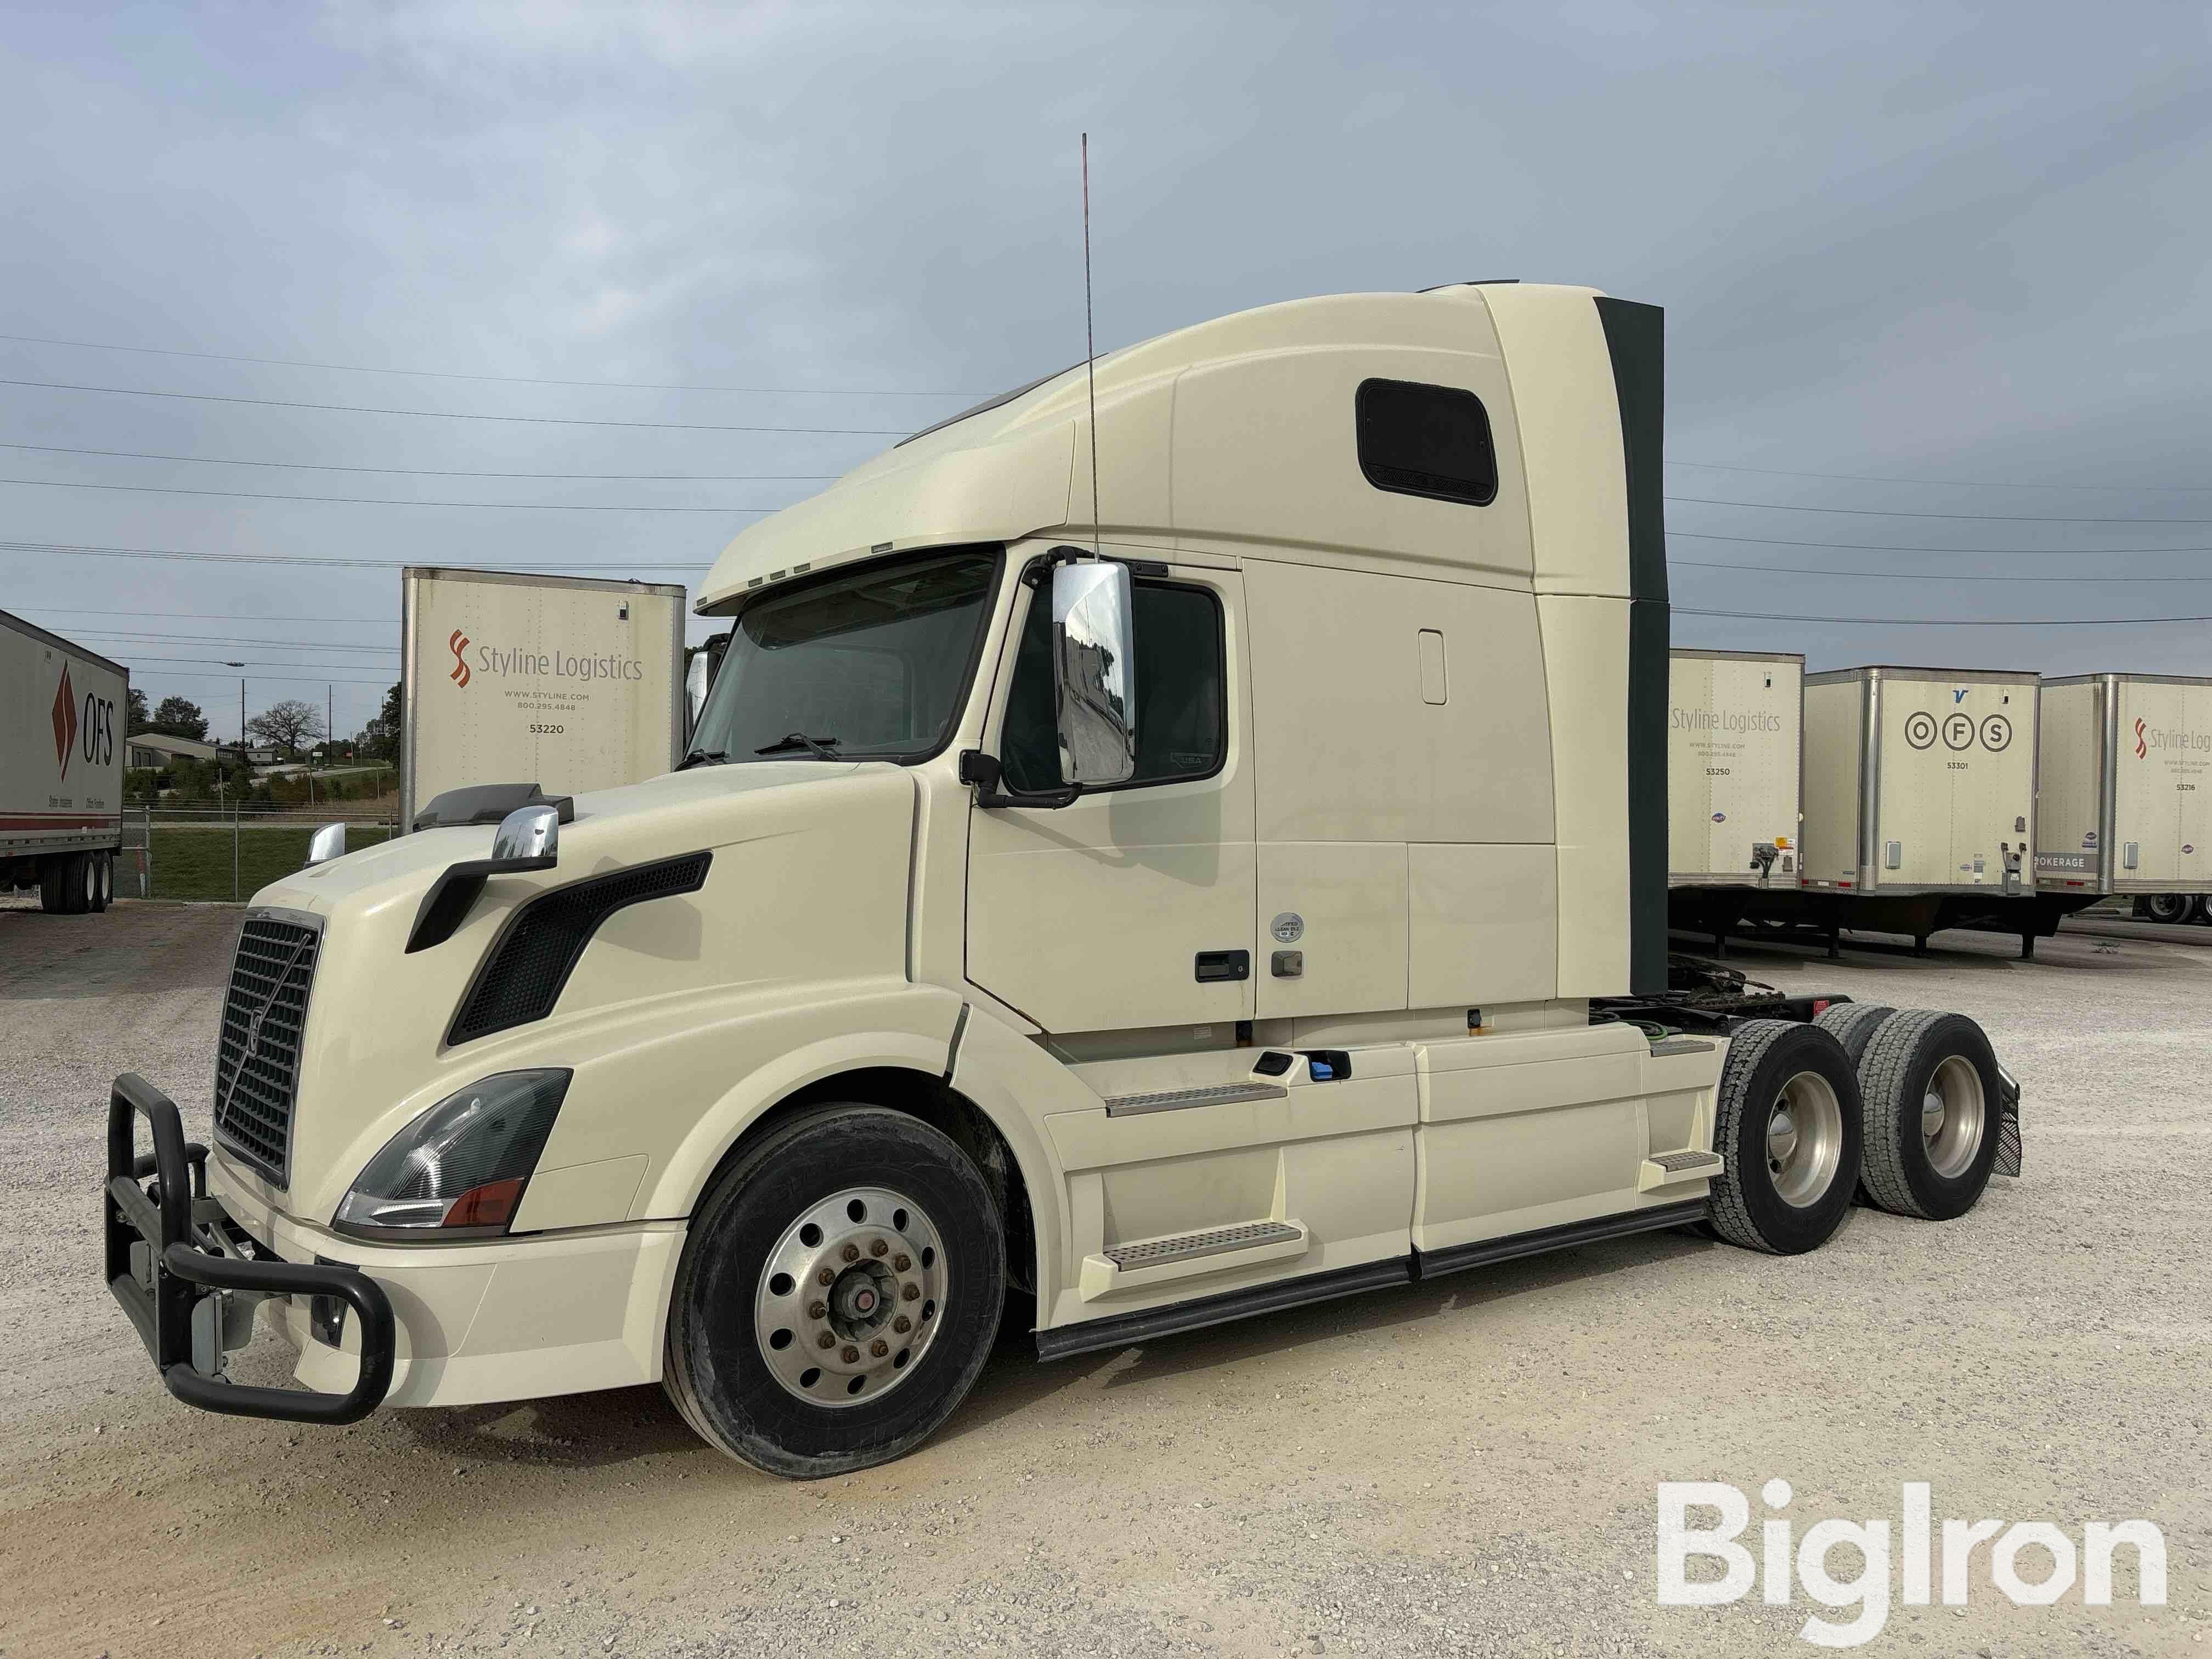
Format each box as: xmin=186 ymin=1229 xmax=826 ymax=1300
xmin=958 ymin=749 xmax=1080 ymax=810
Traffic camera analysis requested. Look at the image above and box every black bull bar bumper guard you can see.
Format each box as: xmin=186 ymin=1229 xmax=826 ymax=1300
xmin=104 ymin=1072 xmax=394 ymax=1424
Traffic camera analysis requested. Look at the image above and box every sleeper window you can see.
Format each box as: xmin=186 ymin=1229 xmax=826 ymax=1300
xmin=1355 ymin=378 xmax=1498 ymax=506
xmin=1000 ymin=579 xmax=1226 ymax=794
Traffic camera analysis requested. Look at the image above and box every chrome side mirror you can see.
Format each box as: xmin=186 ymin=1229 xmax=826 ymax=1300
xmin=1050 ymin=560 xmax=1137 ymax=787
xmin=685 ymin=650 xmax=712 ymax=738
xmin=492 ymin=803 xmax=559 ymax=864
xmin=304 ymin=822 xmax=347 ymax=867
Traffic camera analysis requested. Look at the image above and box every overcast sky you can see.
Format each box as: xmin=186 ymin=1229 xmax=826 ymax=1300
xmin=4 ymin=3 xmax=2209 ymax=743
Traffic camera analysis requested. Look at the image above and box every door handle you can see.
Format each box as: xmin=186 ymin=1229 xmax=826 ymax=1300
xmin=1194 ymin=950 xmax=1250 ymax=983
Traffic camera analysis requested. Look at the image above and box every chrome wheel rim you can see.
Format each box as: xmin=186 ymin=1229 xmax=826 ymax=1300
xmin=753 ymin=1186 xmax=947 ymax=1409
xmin=1765 ymin=1071 xmax=1844 ymax=1207
xmin=1922 ymin=1055 xmax=1986 ymax=1179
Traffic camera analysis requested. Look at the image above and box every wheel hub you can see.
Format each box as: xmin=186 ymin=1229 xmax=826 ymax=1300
xmin=1765 ymin=1071 xmax=1843 ymax=1209
xmin=753 ymin=1186 xmax=947 ymax=1409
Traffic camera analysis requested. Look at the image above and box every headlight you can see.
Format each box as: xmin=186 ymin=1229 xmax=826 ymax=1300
xmin=335 ymin=1070 xmax=571 ymax=1238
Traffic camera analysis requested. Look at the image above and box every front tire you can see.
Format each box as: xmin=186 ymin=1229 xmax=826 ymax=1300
xmin=665 ymin=1104 xmax=1005 ymax=1479
xmin=1707 ymin=1020 xmax=1863 ymax=1255
xmin=1858 ymin=1010 xmax=2002 ymax=1220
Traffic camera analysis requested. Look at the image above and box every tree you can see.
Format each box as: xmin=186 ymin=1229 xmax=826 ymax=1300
xmin=246 ymin=698 xmax=326 ymax=755
xmin=358 ymin=681 xmax=402 ymax=763
xmin=126 ymin=687 xmax=150 ymax=735
xmin=149 ymin=696 xmax=210 ymax=740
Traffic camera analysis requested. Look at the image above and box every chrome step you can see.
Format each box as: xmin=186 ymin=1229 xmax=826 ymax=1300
xmin=1103 ymin=1081 xmax=1288 ymax=1119
xmin=1080 ymin=1217 xmax=1310 ymax=1300
xmin=1639 ymin=1148 xmax=1724 ymax=1192
xmin=1105 ymin=1220 xmax=1302 ymax=1269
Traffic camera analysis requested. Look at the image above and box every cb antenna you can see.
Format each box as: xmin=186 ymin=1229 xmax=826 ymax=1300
xmin=1082 ymin=132 xmax=1102 ymax=560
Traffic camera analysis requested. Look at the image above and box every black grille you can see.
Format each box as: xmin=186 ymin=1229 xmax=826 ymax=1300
xmin=449 ymin=853 xmax=712 ymax=1046
xmin=213 ymin=914 xmax=321 ymax=1181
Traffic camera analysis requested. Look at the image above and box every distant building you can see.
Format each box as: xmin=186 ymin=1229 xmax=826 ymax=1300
xmin=127 ymin=733 xmax=223 ymax=769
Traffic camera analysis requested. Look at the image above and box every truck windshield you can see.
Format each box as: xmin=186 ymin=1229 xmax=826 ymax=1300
xmin=689 ymin=548 xmax=1000 ymax=764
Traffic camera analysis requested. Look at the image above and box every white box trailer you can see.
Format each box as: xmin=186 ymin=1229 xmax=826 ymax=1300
xmin=1668 ymin=648 xmax=1802 ymax=887
xmin=1 ymin=608 xmax=127 ymax=913
xmin=1801 ymin=665 xmax=2038 ymax=898
xmin=2036 ymin=673 xmax=2212 ymax=921
xmin=400 ymin=568 xmax=686 ymax=831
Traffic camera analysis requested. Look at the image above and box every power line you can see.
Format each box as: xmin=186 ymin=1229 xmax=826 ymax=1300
xmin=1668 ymin=494 xmax=2212 ymax=525
xmin=1673 ymin=531 xmax=2212 ymax=556
xmin=1672 ymin=558 xmax=2212 ymax=583
xmin=0 ymin=475 xmax=781 ymax=512
xmin=0 ymin=376 xmax=912 ymax=435
xmin=0 ymin=330 xmax=986 ymax=398
xmin=130 ymin=669 xmax=394 ymax=687
xmin=1668 ymin=457 xmax=2212 ymax=494
xmin=17 ymin=602 xmax=726 ymax=630
xmin=0 ymin=439 xmax=839 ymax=482
xmin=0 ymin=538 xmax=713 ymax=572
xmin=115 ymin=651 xmax=411 ymax=670
xmin=1680 ymin=607 xmax=2212 ymax=626
xmin=64 ymin=630 xmax=397 ymax=652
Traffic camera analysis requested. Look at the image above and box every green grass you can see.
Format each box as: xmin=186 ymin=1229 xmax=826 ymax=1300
xmin=146 ymin=825 xmax=395 ymax=902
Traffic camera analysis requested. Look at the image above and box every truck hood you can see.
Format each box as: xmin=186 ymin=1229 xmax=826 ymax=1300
xmin=268 ymin=760 xmax=873 ymax=913
xmin=217 ymin=758 xmax=920 ymax=1223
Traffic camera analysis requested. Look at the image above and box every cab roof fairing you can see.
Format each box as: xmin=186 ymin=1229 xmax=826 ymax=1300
xmin=692 ymin=284 xmax=1615 ymax=615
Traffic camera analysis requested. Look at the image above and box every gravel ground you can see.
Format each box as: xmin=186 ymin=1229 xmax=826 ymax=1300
xmin=2 ymin=897 xmax=2204 ymax=1658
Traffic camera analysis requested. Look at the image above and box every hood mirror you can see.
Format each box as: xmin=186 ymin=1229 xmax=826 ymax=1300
xmin=407 ymin=804 xmax=562 ymax=954
xmin=304 ymin=822 xmax=347 ymax=868
xmin=492 ymin=803 xmax=559 ymax=864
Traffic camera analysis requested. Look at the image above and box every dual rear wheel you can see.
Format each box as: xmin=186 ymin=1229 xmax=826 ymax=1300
xmin=38 ymin=850 xmax=109 ymax=915
xmin=1710 ymin=1005 xmax=2005 ymax=1253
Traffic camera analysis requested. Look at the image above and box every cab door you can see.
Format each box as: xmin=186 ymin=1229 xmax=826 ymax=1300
xmin=964 ymin=563 xmax=1254 ymax=1036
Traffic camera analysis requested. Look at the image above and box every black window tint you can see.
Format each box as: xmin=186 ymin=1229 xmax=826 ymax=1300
xmin=1000 ymin=580 xmax=1225 ymax=794
xmin=1356 ymin=377 xmax=1497 ymax=506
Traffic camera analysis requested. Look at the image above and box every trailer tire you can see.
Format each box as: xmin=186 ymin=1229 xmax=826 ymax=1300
xmin=665 ymin=1103 xmax=1005 ymax=1480
xmin=2141 ymin=894 xmax=2193 ymax=925
xmin=38 ymin=857 xmax=69 ymax=913
xmin=1707 ymin=1020 xmax=1863 ymax=1255
xmin=91 ymin=853 xmax=112 ymax=912
xmin=1813 ymin=1002 xmax=1895 ymax=1066
xmin=1857 ymin=1010 xmax=2002 ymax=1220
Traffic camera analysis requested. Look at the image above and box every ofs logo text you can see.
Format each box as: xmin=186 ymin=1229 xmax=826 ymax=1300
xmin=49 ymin=663 xmax=116 ymax=781
xmin=1657 ymin=1480 xmax=2166 ymax=1649
xmin=1671 ymin=707 xmax=1782 ymax=733
xmin=2135 ymin=717 xmax=2210 ymax=760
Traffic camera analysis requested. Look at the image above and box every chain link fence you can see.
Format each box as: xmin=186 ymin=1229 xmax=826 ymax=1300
xmin=125 ymin=802 xmax=400 ymax=902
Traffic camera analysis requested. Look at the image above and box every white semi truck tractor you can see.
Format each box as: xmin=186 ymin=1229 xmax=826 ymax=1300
xmin=2 ymin=608 xmax=127 ymax=913
xmin=101 ymin=285 xmax=2020 ymax=1477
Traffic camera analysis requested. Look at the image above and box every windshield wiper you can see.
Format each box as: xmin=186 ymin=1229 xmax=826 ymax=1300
xmin=755 ymin=732 xmax=843 ymax=759
xmin=677 ymin=748 xmax=729 ymax=770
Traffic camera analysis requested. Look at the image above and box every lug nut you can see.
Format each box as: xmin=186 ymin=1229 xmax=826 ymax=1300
xmin=901 ymin=1283 xmax=920 ymax=1302
xmin=817 ymin=1268 xmax=834 ymax=1286
xmin=817 ymin=1331 xmax=835 ymax=1349
xmin=870 ymin=1238 xmax=888 ymax=1257
xmin=892 ymin=1253 xmax=911 ymax=1272
xmin=840 ymin=1242 xmax=860 ymax=1263
xmin=893 ymin=1315 xmax=911 ymax=1334
xmin=841 ymin=1345 xmax=861 ymax=1364
xmin=808 ymin=1301 xmax=827 ymax=1320
xmin=870 ymin=1339 xmax=889 ymax=1358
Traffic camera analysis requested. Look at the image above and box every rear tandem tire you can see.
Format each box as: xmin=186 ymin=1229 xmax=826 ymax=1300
xmin=1707 ymin=1020 xmax=1864 ymax=1255
xmin=2141 ymin=894 xmax=2193 ymax=925
xmin=664 ymin=1104 xmax=1005 ymax=1480
xmin=1857 ymin=1010 xmax=2004 ymax=1221
xmin=1813 ymin=1002 xmax=1895 ymax=1066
